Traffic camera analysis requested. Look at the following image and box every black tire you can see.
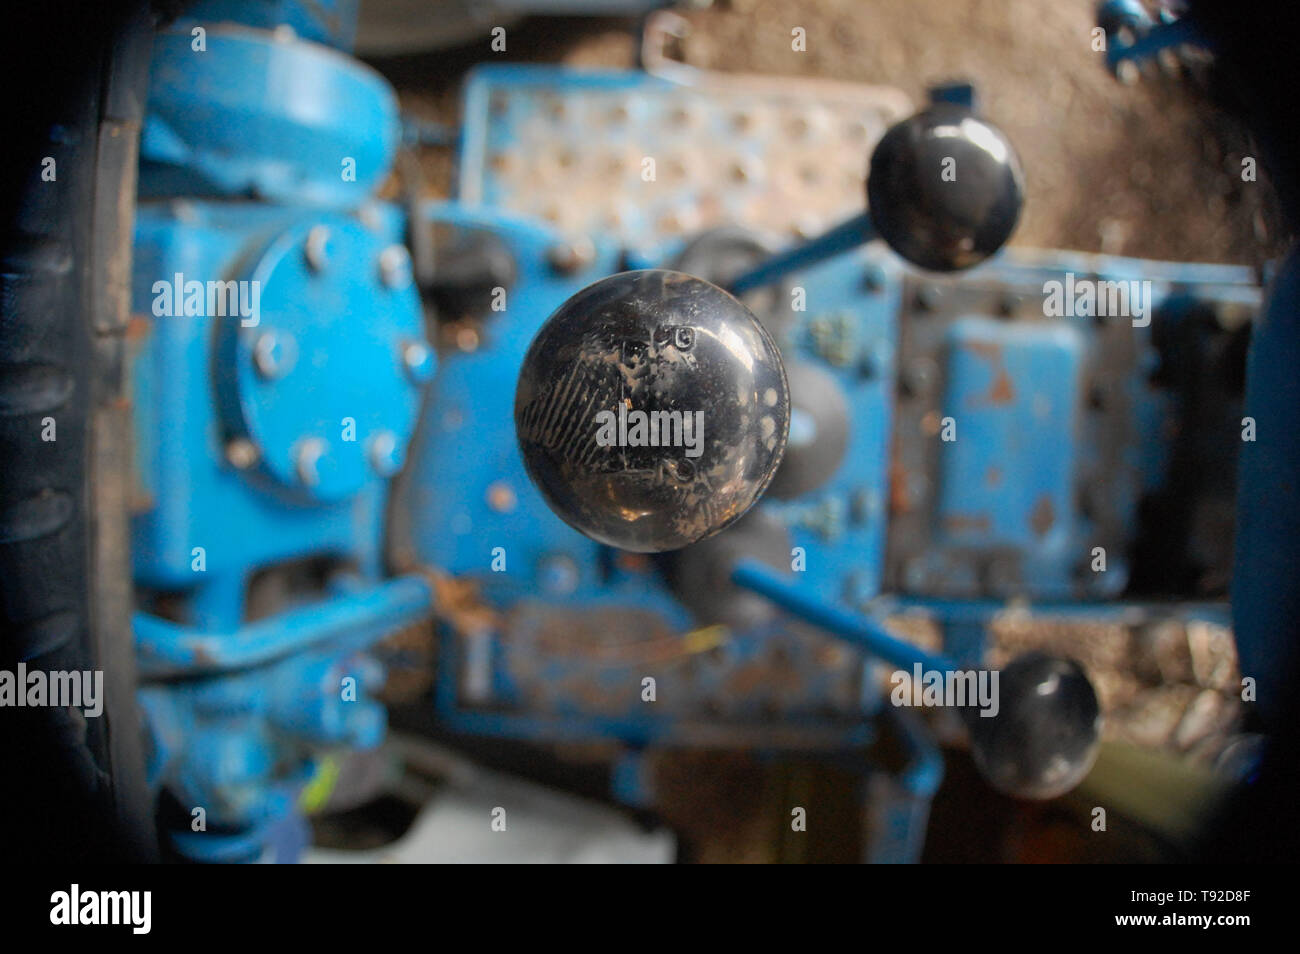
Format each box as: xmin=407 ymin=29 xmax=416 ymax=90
xmin=0 ymin=0 xmax=158 ymax=862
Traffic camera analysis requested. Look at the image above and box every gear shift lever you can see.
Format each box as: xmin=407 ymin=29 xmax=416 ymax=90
xmin=515 ymin=269 xmax=790 ymax=552
xmin=728 ymin=103 xmax=1025 ymax=294
xmin=730 ymin=558 xmax=1102 ymax=800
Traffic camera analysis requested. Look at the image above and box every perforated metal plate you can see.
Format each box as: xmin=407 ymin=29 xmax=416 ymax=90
xmin=458 ymin=65 xmax=912 ymax=250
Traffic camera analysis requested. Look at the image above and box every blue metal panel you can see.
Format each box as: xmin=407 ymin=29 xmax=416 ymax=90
xmin=759 ymin=252 xmax=900 ymax=608
xmin=405 ymin=202 xmax=659 ymax=606
xmin=935 ymin=317 xmax=1083 ymax=584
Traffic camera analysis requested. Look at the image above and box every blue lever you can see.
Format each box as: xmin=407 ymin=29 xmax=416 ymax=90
xmin=728 ymin=212 xmax=876 ymax=296
xmin=729 ymin=558 xmax=956 ymax=672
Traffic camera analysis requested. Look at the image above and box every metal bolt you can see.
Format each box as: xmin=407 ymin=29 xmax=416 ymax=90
xmin=367 ymin=430 xmax=401 ymax=477
xmin=861 ymin=264 xmax=886 ymax=293
xmin=455 ymin=326 xmax=479 ymax=353
xmin=358 ymin=202 xmax=383 ymax=233
xmin=253 ymin=330 xmax=295 ymax=380
xmin=859 ymin=338 xmax=890 ymax=380
xmin=225 ymin=438 xmax=259 ymax=470
xmin=537 ymin=553 xmax=580 ymax=597
xmin=849 ymin=487 xmax=877 ymax=525
xmin=170 ymin=199 xmax=200 ymax=225
xmin=304 ymin=226 xmax=331 ymax=272
xmin=916 ymin=284 xmax=944 ymax=311
xmin=902 ymin=357 xmax=938 ymax=396
xmin=294 ymin=437 xmax=327 ymax=487
xmin=402 ymin=339 xmax=434 ymax=384
xmin=486 ymin=480 xmax=517 ymax=513
xmin=546 ymin=235 xmax=595 ymax=275
xmin=379 ymin=244 xmax=412 ymax=289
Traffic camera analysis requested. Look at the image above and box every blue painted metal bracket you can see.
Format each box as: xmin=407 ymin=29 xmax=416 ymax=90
xmin=134 ymin=575 xmax=432 ymax=677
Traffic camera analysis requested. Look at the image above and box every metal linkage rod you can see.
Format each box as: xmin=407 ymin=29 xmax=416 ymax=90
xmin=730 ymin=558 xmax=955 ymax=672
xmin=727 ymin=212 xmax=876 ymax=296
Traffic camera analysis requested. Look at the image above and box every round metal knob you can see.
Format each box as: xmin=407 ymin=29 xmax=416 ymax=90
xmin=515 ymin=269 xmax=790 ymax=552
xmin=867 ymin=104 xmax=1025 ymax=272
xmin=967 ymin=652 xmax=1102 ymax=799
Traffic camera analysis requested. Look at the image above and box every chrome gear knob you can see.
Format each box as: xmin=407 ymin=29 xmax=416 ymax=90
xmin=515 ymin=269 xmax=789 ymax=552
xmin=868 ymin=104 xmax=1025 ymax=272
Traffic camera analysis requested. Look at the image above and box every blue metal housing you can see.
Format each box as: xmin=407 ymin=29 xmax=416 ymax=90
xmin=128 ymin=17 xmax=433 ymax=860
xmin=140 ymin=25 xmax=398 ymax=205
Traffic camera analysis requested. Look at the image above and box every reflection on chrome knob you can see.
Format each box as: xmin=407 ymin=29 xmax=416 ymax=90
xmin=968 ymin=652 xmax=1103 ymax=800
xmin=868 ymin=104 xmax=1025 ymax=272
xmin=515 ymin=269 xmax=789 ymax=552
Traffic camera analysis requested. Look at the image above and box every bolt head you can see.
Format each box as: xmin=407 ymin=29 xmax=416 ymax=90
xmin=366 ymin=430 xmax=402 ymax=477
xmin=225 ymin=438 xmax=259 ymax=470
xmin=170 ymin=199 xmax=200 ymax=224
xmin=294 ymin=436 xmax=328 ymax=487
xmin=304 ymin=225 xmax=331 ymax=272
xmin=402 ymin=339 xmax=434 ymax=384
xmin=486 ymin=480 xmax=517 ymax=513
xmin=861 ymin=264 xmax=886 ymax=292
xmin=537 ymin=553 xmax=580 ymax=596
xmin=253 ymin=330 xmax=296 ymax=380
xmin=903 ymin=357 xmax=938 ymax=396
xmin=546 ymin=236 xmax=596 ymax=275
xmin=379 ymin=244 xmax=412 ymax=289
